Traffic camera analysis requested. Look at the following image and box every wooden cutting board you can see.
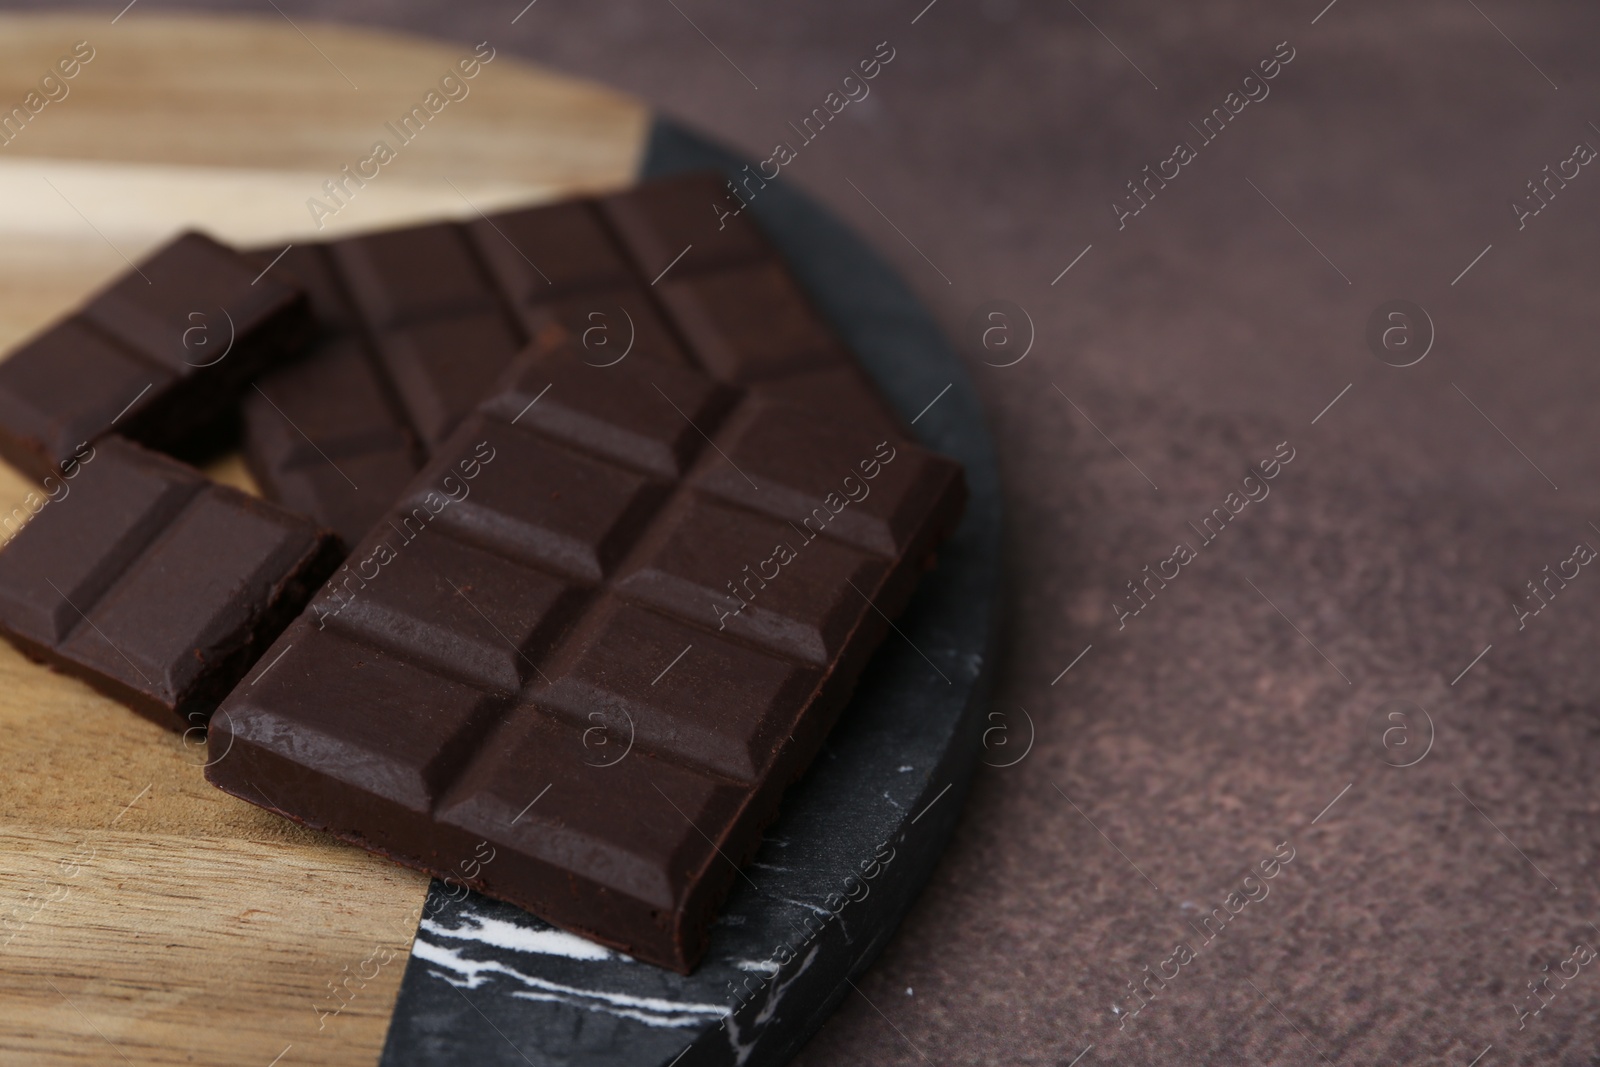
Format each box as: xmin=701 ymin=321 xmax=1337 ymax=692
xmin=0 ymin=15 xmax=648 ymax=1065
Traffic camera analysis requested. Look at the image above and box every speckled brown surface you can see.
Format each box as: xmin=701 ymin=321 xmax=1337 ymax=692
xmin=13 ymin=0 xmax=1600 ymax=1062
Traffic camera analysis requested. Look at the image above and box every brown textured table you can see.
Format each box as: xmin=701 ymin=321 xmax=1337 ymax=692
xmin=6 ymin=1 xmax=1600 ymax=1064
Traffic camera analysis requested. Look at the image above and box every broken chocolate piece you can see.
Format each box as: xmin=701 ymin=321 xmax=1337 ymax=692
xmin=0 ymin=232 xmax=311 ymax=480
xmin=0 ymin=436 xmax=341 ymax=728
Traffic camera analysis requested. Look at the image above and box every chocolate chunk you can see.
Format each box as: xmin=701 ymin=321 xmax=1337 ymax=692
xmin=209 ymin=340 xmax=965 ymax=972
xmin=0 ymin=437 xmax=341 ymax=728
xmin=239 ymin=227 xmax=529 ymax=545
xmin=372 ymin=312 xmax=524 ymax=447
xmin=239 ymin=173 xmax=903 ymax=542
xmin=420 ymin=419 xmax=671 ymax=584
xmin=242 ymin=332 xmax=420 ymax=548
xmin=466 ymin=200 xmax=634 ymax=299
xmin=654 ymin=261 xmax=848 ymax=384
xmin=476 ymin=350 xmax=732 ymax=480
xmin=515 ymin=289 xmax=690 ymax=371
xmin=331 ymin=223 xmax=504 ymax=327
xmin=614 ymin=495 xmax=887 ymax=666
xmin=598 ymin=171 xmax=770 ymax=278
xmin=466 ymin=202 xmax=692 ymax=368
xmin=240 ymin=245 xmax=426 ymax=547
xmin=0 ymin=232 xmax=311 ymax=481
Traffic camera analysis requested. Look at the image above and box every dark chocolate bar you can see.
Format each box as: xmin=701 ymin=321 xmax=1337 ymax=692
xmin=0 ymin=436 xmax=341 ymax=728
xmin=208 ymin=339 xmax=964 ymax=972
xmin=242 ymin=172 xmax=901 ymax=545
xmin=0 ymin=232 xmax=311 ymax=481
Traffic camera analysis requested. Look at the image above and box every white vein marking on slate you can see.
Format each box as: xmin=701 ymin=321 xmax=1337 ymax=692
xmin=421 ymin=914 xmax=620 ymax=962
xmin=732 ymin=957 xmax=784 ymax=977
xmin=411 ymin=939 xmax=729 ymax=1028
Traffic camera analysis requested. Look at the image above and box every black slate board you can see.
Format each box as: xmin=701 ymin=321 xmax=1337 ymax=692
xmin=378 ymin=119 xmax=1003 ymax=1067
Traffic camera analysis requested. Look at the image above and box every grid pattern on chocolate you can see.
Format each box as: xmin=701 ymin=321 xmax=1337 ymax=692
xmin=242 ymin=172 xmax=902 ymax=546
xmin=211 ymin=341 xmax=964 ymax=971
xmin=0 ymin=437 xmax=342 ymax=728
xmin=239 ymin=231 xmax=505 ymax=549
xmin=0 ymin=232 xmax=310 ymax=482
